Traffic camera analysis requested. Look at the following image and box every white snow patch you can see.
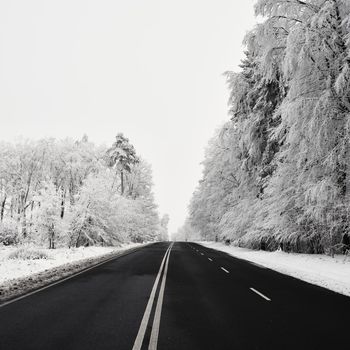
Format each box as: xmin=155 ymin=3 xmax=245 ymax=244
xmin=0 ymin=243 xmax=141 ymax=284
xmin=198 ymin=241 xmax=350 ymax=297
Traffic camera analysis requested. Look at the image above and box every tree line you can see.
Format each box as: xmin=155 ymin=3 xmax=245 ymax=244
xmin=186 ymin=0 xmax=350 ymax=253
xmin=0 ymin=133 xmax=168 ymax=247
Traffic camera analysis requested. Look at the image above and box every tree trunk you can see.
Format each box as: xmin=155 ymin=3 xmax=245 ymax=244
xmin=49 ymin=224 xmax=55 ymax=249
xmin=0 ymin=195 xmax=6 ymax=222
xmin=61 ymin=190 xmax=66 ymax=219
xmin=22 ymin=210 xmax=27 ymax=238
xmin=75 ymin=229 xmax=82 ymax=248
xmin=29 ymin=201 xmax=34 ymax=235
xmin=121 ymin=169 xmax=124 ymax=195
xmin=10 ymin=199 xmax=13 ymax=218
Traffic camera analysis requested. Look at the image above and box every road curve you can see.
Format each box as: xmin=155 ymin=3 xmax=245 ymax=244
xmin=0 ymin=242 xmax=350 ymax=350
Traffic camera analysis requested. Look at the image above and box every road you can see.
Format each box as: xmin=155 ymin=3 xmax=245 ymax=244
xmin=1 ymin=242 xmax=350 ymax=349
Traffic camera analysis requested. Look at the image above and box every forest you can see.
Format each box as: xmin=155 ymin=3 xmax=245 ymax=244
xmin=0 ymin=134 xmax=167 ymax=248
xmin=187 ymin=0 xmax=350 ymax=253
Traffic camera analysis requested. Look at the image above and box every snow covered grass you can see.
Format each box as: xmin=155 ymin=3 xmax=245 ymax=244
xmin=8 ymin=248 xmax=49 ymax=260
xmin=198 ymin=241 xmax=350 ymax=297
xmin=0 ymin=243 xmax=145 ymax=303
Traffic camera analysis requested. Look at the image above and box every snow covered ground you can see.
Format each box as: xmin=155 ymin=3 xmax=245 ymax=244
xmin=0 ymin=243 xmax=144 ymax=303
xmin=198 ymin=241 xmax=350 ymax=297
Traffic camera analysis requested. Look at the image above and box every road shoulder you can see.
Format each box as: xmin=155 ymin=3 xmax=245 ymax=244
xmin=197 ymin=241 xmax=350 ymax=297
xmin=0 ymin=244 xmax=146 ymax=305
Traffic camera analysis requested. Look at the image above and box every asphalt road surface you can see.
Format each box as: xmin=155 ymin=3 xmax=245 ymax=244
xmin=1 ymin=242 xmax=350 ymax=350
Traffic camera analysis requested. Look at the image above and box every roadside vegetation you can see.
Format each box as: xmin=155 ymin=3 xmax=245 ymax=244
xmin=183 ymin=0 xmax=350 ymax=254
xmin=0 ymin=133 xmax=168 ymax=250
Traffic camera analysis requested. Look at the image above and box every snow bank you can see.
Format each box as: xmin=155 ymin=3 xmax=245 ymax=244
xmin=0 ymin=243 xmax=144 ymax=303
xmin=198 ymin=241 xmax=350 ymax=297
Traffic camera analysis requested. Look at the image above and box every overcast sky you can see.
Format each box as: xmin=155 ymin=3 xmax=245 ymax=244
xmin=0 ymin=0 xmax=257 ymax=233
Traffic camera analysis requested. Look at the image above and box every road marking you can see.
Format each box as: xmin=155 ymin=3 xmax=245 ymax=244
xmin=149 ymin=243 xmax=173 ymax=350
xmin=250 ymin=287 xmax=271 ymax=301
xmin=200 ymin=253 xmax=204 ymax=256
xmin=208 ymin=258 xmax=212 ymax=262
xmin=220 ymin=267 xmax=229 ymax=273
xmin=0 ymin=245 xmax=143 ymax=309
xmin=132 ymin=244 xmax=172 ymax=350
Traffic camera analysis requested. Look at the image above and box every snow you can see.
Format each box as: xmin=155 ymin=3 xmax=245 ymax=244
xmin=0 ymin=243 xmax=144 ymax=303
xmin=198 ymin=241 xmax=350 ymax=297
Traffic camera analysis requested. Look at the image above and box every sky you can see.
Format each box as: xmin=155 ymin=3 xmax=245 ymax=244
xmin=0 ymin=0 xmax=257 ymax=234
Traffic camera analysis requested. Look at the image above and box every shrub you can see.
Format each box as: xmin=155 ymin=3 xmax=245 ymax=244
xmin=0 ymin=219 xmax=19 ymax=246
xmin=8 ymin=248 xmax=49 ymax=260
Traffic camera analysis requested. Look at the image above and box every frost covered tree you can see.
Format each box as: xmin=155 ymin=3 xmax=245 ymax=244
xmin=189 ymin=0 xmax=350 ymax=254
xmin=251 ymin=0 xmax=350 ymax=251
xmin=32 ymin=182 xmax=66 ymax=249
xmin=0 ymin=136 xmax=160 ymax=247
xmin=173 ymin=218 xmax=200 ymax=242
xmin=107 ymin=133 xmax=139 ymax=195
xmin=158 ymin=214 xmax=170 ymax=241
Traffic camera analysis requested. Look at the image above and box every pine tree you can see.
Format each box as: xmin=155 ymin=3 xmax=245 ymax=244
xmin=107 ymin=133 xmax=139 ymax=196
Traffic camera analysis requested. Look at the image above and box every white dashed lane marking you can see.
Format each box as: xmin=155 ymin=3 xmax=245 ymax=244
xmin=250 ymin=287 xmax=271 ymax=301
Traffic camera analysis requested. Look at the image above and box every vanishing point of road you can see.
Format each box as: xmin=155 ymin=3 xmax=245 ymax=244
xmin=1 ymin=242 xmax=350 ymax=349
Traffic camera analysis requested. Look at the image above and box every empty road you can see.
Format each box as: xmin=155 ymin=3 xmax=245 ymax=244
xmin=1 ymin=242 xmax=350 ymax=349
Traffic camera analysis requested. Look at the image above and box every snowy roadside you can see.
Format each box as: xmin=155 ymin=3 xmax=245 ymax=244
xmin=0 ymin=243 xmax=146 ymax=304
xmin=198 ymin=241 xmax=350 ymax=297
